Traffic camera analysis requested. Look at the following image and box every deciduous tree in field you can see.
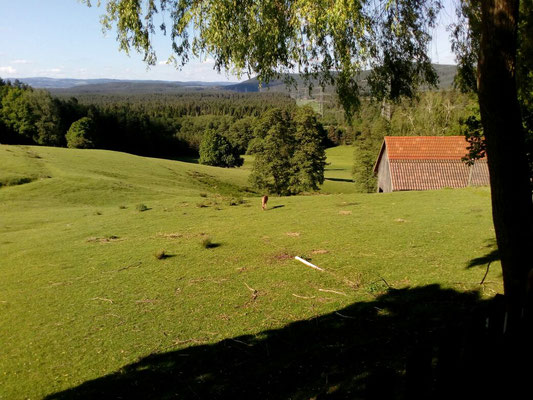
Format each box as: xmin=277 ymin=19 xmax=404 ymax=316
xmin=291 ymin=107 xmax=327 ymax=192
xmin=87 ymin=0 xmax=532 ymax=333
xmin=248 ymin=108 xmax=295 ymax=195
xmin=248 ymin=107 xmax=326 ymax=195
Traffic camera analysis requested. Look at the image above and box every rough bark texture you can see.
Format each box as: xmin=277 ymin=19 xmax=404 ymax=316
xmin=478 ymin=0 xmax=533 ymax=327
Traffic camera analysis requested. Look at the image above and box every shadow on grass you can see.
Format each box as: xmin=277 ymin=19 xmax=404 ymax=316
xmin=172 ymin=156 xmax=199 ymax=164
xmin=325 ymin=177 xmax=355 ymax=183
xmin=270 ymin=205 xmax=285 ymax=210
xmin=157 ymin=254 xmax=177 ymax=260
xmin=45 ymin=284 xmax=525 ymax=399
xmin=467 ymin=249 xmax=500 ymax=269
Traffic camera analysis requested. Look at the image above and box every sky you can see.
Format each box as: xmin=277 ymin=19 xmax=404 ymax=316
xmin=0 ymin=0 xmax=458 ymax=83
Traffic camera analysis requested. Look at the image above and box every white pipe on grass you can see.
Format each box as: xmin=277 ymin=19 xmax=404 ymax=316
xmin=294 ymin=256 xmax=324 ymax=272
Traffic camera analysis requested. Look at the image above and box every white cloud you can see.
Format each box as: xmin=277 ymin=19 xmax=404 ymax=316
xmin=12 ymin=59 xmax=30 ymax=64
xmin=34 ymin=67 xmax=65 ymax=77
xmin=0 ymin=66 xmax=16 ymax=74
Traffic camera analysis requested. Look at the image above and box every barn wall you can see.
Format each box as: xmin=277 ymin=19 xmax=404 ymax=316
xmin=376 ymin=151 xmax=392 ymax=192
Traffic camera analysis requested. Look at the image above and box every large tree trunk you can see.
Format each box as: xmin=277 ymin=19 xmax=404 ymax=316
xmin=477 ymin=0 xmax=533 ymax=330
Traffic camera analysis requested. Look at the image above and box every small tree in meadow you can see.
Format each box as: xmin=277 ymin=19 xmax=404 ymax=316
xmin=290 ymin=107 xmax=327 ymax=192
xmin=198 ymin=129 xmax=243 ymax=167
xmin=249 ymin=109 xmax=295 ymax=195
xmin=249 ymin=107 xmax=326 ymax=195
xmin=66 ymin=117 xmax=95 ymax=149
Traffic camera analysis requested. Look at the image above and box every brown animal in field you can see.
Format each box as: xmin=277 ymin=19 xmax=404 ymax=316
xmin=261 ymin=195 xmax=269 ymax=210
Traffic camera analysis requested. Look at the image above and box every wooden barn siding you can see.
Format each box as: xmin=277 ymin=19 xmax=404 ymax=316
xmin=376 ymin=151 xmax=392 ymax=192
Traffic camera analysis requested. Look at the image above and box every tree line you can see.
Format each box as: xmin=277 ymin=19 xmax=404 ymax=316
xmin=2 ymin=77 xmax=498 ymax=195
xmin=0 ymin=79 xmax=297 ymax=158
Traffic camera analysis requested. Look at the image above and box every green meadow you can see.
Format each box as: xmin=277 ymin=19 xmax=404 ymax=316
xmin=0 ymin=145 xmax=501 ymax=399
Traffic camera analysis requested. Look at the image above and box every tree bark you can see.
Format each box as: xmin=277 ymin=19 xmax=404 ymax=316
xmin=477 ymin=0 xmax=533 ymax=329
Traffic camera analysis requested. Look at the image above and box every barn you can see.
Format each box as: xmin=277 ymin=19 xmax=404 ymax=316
xmin=373 ymin=136 xmax=489 ymax=193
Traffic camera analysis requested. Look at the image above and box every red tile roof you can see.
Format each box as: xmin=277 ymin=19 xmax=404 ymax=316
xmin=374 ymin=136 xmax=490 ymax=191
xmin=384 ymin=136 xmax=479 ymax=160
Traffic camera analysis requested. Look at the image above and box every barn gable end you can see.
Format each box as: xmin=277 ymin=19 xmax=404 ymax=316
xmin=373 ymin=136 xmax=489 ymax=192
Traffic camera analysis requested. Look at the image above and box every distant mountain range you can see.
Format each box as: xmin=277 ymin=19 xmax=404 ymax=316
xmin=226 ymin=64 xmax=458 ymax=94
xmin=5 ymin=64 xmax=457 ymax=97
xmin=4 ymin=77 xmax=233 ymax=91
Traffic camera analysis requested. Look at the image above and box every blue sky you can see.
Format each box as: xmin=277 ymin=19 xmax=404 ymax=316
xmin=0 ymin=0 xmax=457 ymax=82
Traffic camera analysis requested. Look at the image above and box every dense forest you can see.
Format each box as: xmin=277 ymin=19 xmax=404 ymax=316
xmin=0 ymin=79 xmax=296 ymax=158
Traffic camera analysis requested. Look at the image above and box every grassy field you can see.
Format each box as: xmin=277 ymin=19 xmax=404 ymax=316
xmin=0 ymin=145 xmax=501 ymax=399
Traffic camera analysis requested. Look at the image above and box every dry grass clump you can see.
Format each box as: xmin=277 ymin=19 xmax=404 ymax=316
xmin=154 ymin=249 xmax=167 ymax=260
xmin=311 ymin=249 xmax=329 ymax=254
xmin=136 ymin=203 xmax=149 ymax=212
xmin=87 ymin=235 xmax=122 ymax=243
xmin=201 ymin=237 xmax=220 ymax=249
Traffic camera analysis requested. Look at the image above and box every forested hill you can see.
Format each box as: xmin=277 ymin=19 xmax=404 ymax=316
xmin=224 ymin=64 xmax=458 ymax=95
xmin=49 ymin=81 xmax=233 ymax=95
xmin=8 ymin=64 xmax=456 ymax=97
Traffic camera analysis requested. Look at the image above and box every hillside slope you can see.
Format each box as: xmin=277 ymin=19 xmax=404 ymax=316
xmin=225 ymin=64 xmax=457 ymax=96
xmin=0 ymin=145 xmax=500 ymax=399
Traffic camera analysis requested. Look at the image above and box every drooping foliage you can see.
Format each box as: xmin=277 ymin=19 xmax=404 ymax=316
xmin=451 ymin=0 xmax=533 ymax=183
xmin=86 ymin=0 xmax=443 ymax=117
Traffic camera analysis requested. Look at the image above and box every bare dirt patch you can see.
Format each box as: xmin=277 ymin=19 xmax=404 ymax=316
xmin=270 ymin=251 xmax=295 ymax=262
xmin=339 ymin=210 xmax=352 ymax=215
xmin=156 ymin=232 xmax=183 ymax=239
xmin=86 ymin=235 xmax=124 ymax=243
xmin=311 ymin=249 xmax=329 ymax=254
xmin=135 ymin=299 xmax=159 ymax=304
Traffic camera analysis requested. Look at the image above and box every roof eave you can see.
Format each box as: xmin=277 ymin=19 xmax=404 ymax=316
xmin=373 ymin=138 xmax=387 ymax=175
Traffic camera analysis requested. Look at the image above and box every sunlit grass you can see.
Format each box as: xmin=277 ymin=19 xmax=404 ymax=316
xmin=0 ymin=144 xmax=500 ymax=399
